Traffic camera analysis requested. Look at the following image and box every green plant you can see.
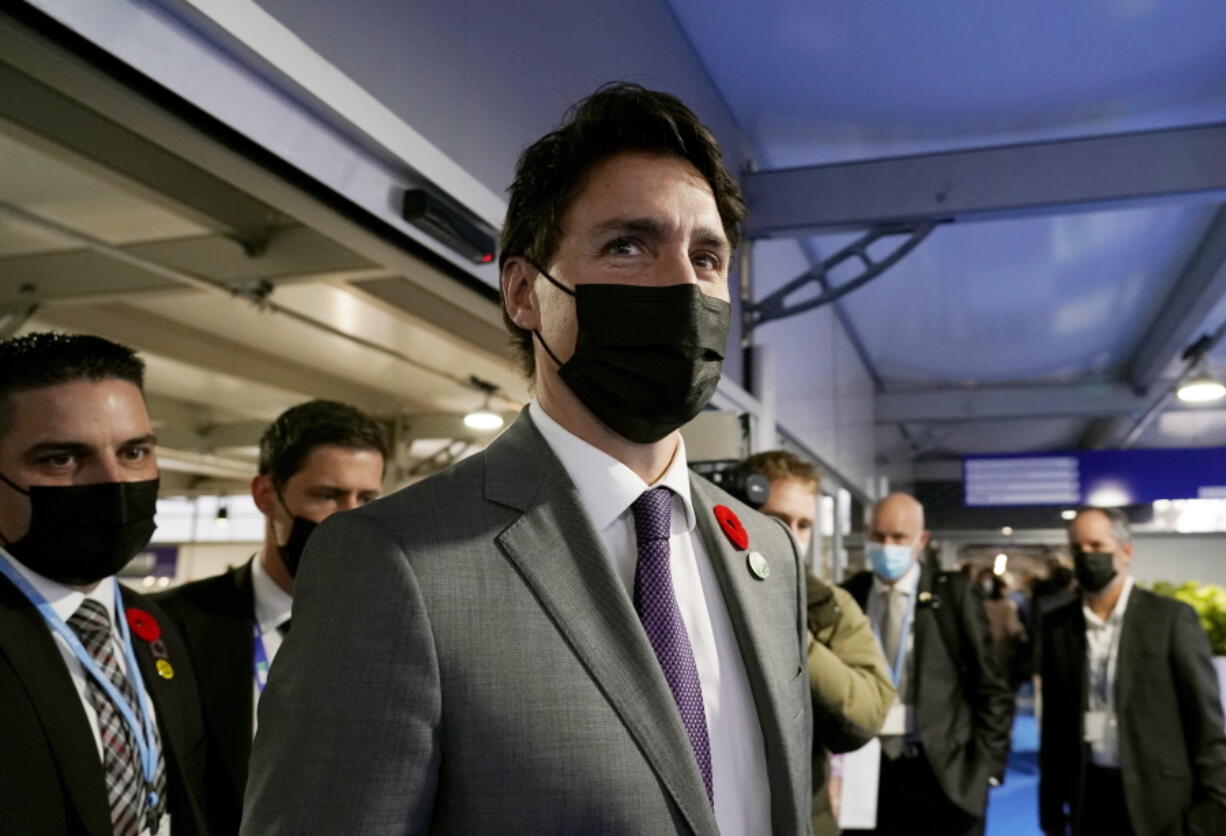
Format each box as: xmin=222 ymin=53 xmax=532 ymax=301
xmin=1150 ymin=580 xmax=1226 ymax=656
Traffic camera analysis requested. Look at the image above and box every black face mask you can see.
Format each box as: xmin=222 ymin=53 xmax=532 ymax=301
xmin=531 ymin=264 xmax=731 ymax=444
xmin=275 ymin=493 xmax=317 ymax=578
xmin=0 ymin=473 xmax=159 ymax=587
xmin=1074 ymin=551 xmax=1118 ymax=594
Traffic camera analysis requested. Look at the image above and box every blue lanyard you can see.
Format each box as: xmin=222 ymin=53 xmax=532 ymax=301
xmin=0 ymin=557 xmax=161 ymax=813
xmin=253 ymin=623 xmax=271 ymax=693
xmin=873 ymin=584 xmax=919 ymax=688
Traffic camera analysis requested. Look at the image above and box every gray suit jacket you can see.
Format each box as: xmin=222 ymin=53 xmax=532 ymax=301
xmin=241 ymin=411 xmax=811 ymax=835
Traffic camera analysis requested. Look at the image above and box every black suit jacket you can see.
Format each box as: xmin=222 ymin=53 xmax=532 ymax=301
xmin=1038 ymin=585 xmax=1226 ymax=835
xmin=154 ymin=561 xmax=256 ymax=836
xmin=0 ymin=574 xmax=213 ymax=835
xmin=844 ymin=564 xmax=1014 ymax=819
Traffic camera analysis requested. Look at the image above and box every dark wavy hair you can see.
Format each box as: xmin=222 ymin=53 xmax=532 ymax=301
xmin=499 ymin=82 xmax=745 ymax=377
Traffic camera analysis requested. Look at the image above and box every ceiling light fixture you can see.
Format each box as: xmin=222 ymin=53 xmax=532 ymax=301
xmin=464 ymin=375 xmax=505 ymax=432
xmin=1176 ymin=373 xmax=1226 ymax=404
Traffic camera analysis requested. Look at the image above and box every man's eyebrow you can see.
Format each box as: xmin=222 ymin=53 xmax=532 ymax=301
xmin=592 ymin=217 xmax=667 ymax=236
xmin=25 ymin=441 xmax=94 ymax=458
xmin=592 ymin=217 xmax=730 ymax=252
xmin=693 ymin=227 xmax=731 ymax=253
xmin=123 ymin=434 xmax=159 ymax=448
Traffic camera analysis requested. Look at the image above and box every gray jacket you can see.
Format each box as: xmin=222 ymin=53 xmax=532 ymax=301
xmin=240 ymin=411 xmax=812 ymax=835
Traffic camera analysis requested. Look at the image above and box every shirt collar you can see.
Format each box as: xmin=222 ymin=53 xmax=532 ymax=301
xmin=1083 ymin=574 xmax=1135 ymax=629
xmin=251 ymin=554 xmax=293 ymax=631
xmin=0 ymin=545 xmax=119 ymax=629
xmin=528 ymin=399 xmax=696 ymax=535
xmin=871 ymin=558 xmax=921 ymax=598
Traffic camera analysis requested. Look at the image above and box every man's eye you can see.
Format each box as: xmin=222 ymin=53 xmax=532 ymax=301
xmin=692 ymin=252 xmax=722 ymax=271
xmin=604 ymin=238 xmax=641 ymax=256
xmin=41 ymin=453 xmax=74 ymax=468
xmin=121 ymin=447 xmax=151 ymax=462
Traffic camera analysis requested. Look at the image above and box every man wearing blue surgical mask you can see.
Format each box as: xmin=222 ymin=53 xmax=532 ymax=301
xmin=842 ymin=493 xmax=1012 ymax=836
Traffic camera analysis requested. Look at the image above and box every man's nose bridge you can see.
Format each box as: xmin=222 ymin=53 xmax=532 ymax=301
xmin=95 ymin=453 xmax=126 ymax=482
xmin=660 ymin=246 xmax=699 ymax=284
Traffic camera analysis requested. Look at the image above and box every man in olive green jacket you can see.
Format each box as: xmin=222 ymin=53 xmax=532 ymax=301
xmin=741 ymin=451 xmax=894 ymax=835
xmin=808 ymin=575 xmax=895 ymax=835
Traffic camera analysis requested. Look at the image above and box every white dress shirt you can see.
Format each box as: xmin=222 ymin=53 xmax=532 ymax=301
xmin=250 ymin=554 xmax=293 ymax=732
xmin=1083 ymin=575 xmax=1134 ymax=768
xmin=529 ymin=400 xmax=770 ymax=836
xmin=0 ymin=547 xmax=168 ymax=835
xmin=867 ymin=561 xmax=921 ymax=737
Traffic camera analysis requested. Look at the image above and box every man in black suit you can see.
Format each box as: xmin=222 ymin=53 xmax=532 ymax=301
xmin=1038 ymin=506 xmax=1226 ymax=835
xmin=0 ymin=331 xmax=213 ymax=835
xmin=156 ymin=400 xmax=386 ymax=833
xmin=843 ymin=493 xmax=1013 ymax=836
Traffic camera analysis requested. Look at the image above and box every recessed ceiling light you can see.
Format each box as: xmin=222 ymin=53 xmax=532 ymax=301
xmin=463 ymin=410 xmax=504 ymax=431
xmin=1177 ymin=374 xmax=1226 ymax=404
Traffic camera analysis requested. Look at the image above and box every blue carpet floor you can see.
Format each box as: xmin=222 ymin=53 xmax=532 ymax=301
xmin=986 ymin=711 xmax=1041 ymax=836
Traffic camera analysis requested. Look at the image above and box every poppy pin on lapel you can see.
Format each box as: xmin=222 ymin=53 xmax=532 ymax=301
xmin=126 ymin=608 xmax=174 ymax=679
xmin=714 ymin=504 xmax=769 ymax=581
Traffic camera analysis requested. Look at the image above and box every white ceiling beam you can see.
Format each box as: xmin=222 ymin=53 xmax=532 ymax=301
xmin=0 ymin=60 xmax=279 ymax=247
xmin=32 ymin=303 xmax=403 ymax=417
xmin=1125 ymin=206 xmax=1226 ymax=393
xmin=1082 ymin=207 xmax=1226 ymax=448
xmin=744 ymin=123 xmax=1226 ymax=236
xmin=0 ymin=226 xmax=379 ymax=304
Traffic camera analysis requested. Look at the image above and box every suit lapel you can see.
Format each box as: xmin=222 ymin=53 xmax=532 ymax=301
xmin=689 ymin=476 xmax=804 ymax=831
xmin=489 ymin=414 xmax=718 ymax=836
xmin=913 ymin=564 xmax=936 ymax=700
xmin=190 ymin=563 xmax=255 ymax=798
xmin=1114 ymin=585 xmax=1145 ymax=713
xmin=0 ymin=574 xmax=112 ymax=836
xmin=121 ymin=588 xmax=188 ymax=772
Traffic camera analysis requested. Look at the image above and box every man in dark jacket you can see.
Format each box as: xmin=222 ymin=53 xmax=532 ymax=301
xmin=0 ymin=332 xmax=213 ymax=835
xmin=1039 ymin=506 xmax=1226 ymax=835
xmin=156 ymin=400 xmax=386 ymax=834
xmin=843 ymin=492 xmax=1013 ymax=836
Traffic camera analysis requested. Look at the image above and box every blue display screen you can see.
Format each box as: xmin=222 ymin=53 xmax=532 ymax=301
xmin=963 ymin=447 xmax=1226 ymax=507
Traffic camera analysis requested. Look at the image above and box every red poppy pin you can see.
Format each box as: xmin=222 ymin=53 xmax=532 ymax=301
xmin=126 ymin=608 xmax=161 ymax=642
xmin=714 ymin=505 xmax=749 ymax=551
xmin=126 ymin=607 xmax=175 ymax=679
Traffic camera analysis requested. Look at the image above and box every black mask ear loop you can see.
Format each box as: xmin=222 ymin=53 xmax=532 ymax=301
xmin=0 ymin=471 xmax=30 ymax=548
xmin=524 ymin=259 xmax=575 ymax=369
xmin=272 ymin=485 xmax=298 ymax=546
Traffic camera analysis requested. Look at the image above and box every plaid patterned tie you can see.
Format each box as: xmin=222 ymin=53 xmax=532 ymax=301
xmin=67 ymin=599 xmax=166 ymax=836
xmin=631 ymin=487 xmax=713 ymax=804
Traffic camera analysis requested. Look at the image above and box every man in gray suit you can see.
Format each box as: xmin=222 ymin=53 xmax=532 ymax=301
xmin=241 ymin=83 xmax=812 ymax=835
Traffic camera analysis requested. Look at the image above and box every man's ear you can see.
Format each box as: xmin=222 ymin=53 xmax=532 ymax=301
xmin=1119 ymin=541 xmax=1135 ymax=568
xmin=251 ymin=474 xmax=276 ymax=517
xmin=918 ymin=529 xmax=931 ymax=550
xmin=501 ymin=256 xmax=541 ymax=332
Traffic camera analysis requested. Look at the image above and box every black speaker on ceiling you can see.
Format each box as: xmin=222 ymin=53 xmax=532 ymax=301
xmin=400 ymin=188 xmax=498 ymax=265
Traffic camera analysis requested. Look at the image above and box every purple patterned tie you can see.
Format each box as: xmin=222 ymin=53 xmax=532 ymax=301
xmin=631 ymin=487 xmax=713 ymax=804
